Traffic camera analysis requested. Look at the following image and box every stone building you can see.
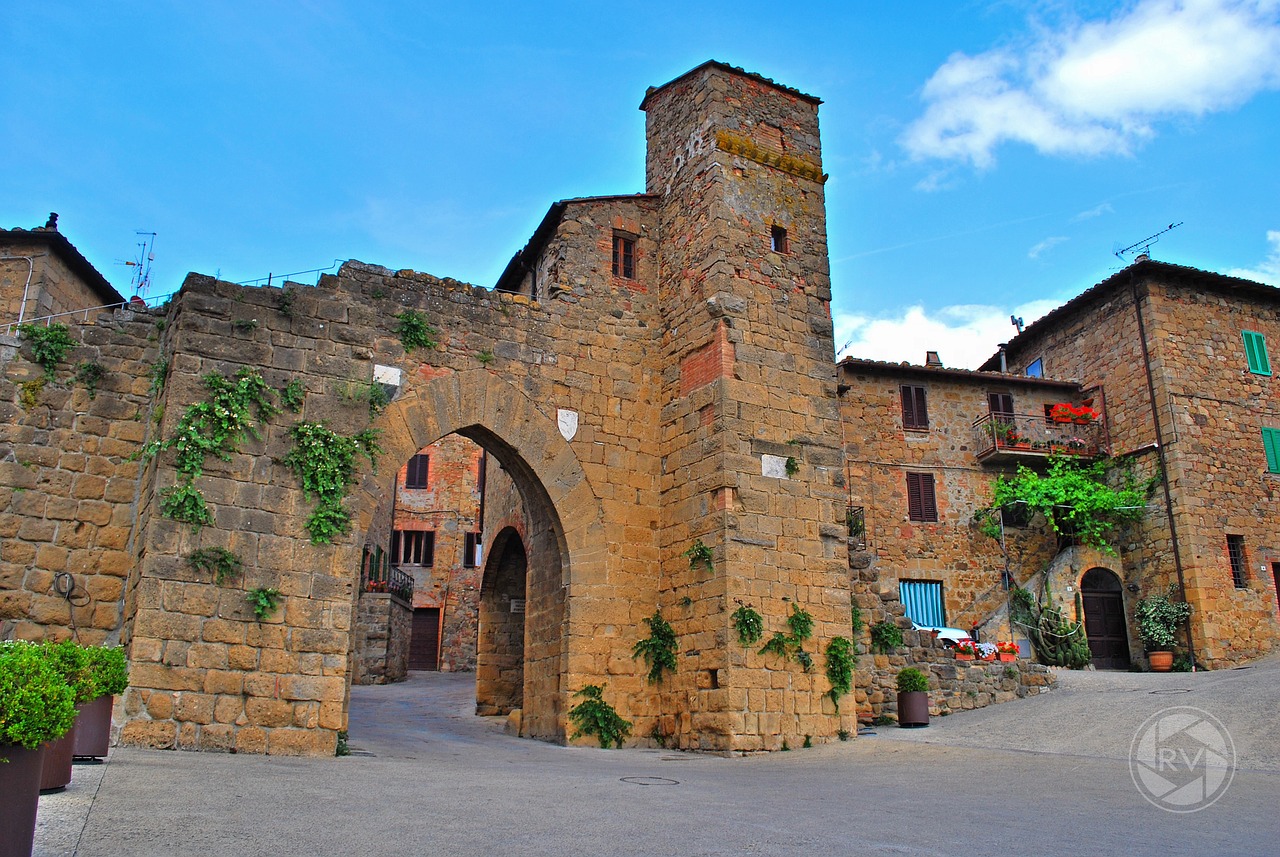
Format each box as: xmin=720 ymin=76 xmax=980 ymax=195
xmin=1 ymin=215 xmax=126 ymax=331
xmin=979 ymin=258 xmax=1280 ymax=667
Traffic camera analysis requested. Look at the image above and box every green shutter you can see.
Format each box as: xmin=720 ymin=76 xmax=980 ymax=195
xmin=1244 ymin=331 xmax=1271 ymax=375
xmin=1264 ymin=428 xmax=1280 ymax=474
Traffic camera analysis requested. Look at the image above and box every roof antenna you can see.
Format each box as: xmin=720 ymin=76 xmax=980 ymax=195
xmin=118 ymin=231 xmax=157 ymax=303
xmin=1115 ymin=222 xmax=1182 ymax=262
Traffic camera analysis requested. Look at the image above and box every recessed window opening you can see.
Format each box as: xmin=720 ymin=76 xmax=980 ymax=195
xmin=770 ymin=224 xmax=789 ymax=254
xmin=405 ymin=454 xmax=429 ymax=489
xmin=906 ymin=472 xmax=938 ymax=522
xmin=1227 ymin=535 xmax=1248 ymax=588
xmin=901 ymin=385 xmax=928 ymax=430
xmin=392 ymin=530 xmax=435 ymax=566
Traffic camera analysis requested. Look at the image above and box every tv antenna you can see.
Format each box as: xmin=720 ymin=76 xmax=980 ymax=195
xmin=1115 ymin=222 xmax=1182 ymax=262
xmin=1010 ymin=315 xmax=1024 ymax=334
xmin=117 ymin=232 xmax=157 ymax=301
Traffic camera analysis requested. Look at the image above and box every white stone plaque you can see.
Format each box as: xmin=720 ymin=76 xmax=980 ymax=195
xmin=762 ymin=454 xmax=789 ymax=478
xmin=557 ymin=408 xmax=578 ymax=441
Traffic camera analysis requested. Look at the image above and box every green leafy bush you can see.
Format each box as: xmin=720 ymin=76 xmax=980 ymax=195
xmin=394 ymin=310 xmax=438 ymax=352
xmin=568 ymin=684 xmax=631 ymax=748
xmin=17 ymin=322 xmax=76 ymax=375
xmin=632 ymin=610 xmax=678 ymax=683
xmin=870 ymin=620 xmax=903 ymax=653
xmin=0 ymin=641 xmax=77 ymax=750
xmin=786 ymin=604 xmax=814 ymax=641
xmin=1135 ymin=589 xmax=1192 ymax=651
xmin=281 ymin=422 xmax=382 ymax=544
xmin=246 ymin=587 xmax=282 ymax=621
xmin=75 ymin=361 xmax=106 ymax=399
xmin=897 ymin=667 xmax=929 ymax=693
xmin=83 ymin=646 xmax=129 ymax=697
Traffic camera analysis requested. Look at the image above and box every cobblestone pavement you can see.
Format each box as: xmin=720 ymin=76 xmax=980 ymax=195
xmin=35 ymin=663 xmax=1280 ymax=856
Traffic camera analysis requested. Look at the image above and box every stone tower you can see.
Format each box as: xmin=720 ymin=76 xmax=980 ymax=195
xmin=642 ymin=63 xmax=852 ymax=750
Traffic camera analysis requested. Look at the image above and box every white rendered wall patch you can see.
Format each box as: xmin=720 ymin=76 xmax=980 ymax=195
xmin=557 ymin=408 xmax=579 ymax=441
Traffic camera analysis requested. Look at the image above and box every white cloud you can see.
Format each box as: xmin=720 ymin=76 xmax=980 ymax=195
xmin=903 ymin=0 xmax=1280 ymax=167
xmin=834 ymin=298 xmax=1063 ymax=370
xmin=1227 ymin=230 xmax=1280 ymax=285
xmin=1071 ymin=202 xmax=1114 ymax=222
xmin=1028 ymin=236 xmax=1068 ymax=259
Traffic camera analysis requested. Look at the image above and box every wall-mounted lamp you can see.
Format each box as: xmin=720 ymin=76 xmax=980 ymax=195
xmin=1127 ymin=583 xmax=1140 ymax=593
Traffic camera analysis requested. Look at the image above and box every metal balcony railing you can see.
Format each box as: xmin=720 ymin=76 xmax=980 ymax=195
xmin=361 ymin=545 xmax=414 ymax=603
xmin=972 ymin=412 xmax=1104 ymax=462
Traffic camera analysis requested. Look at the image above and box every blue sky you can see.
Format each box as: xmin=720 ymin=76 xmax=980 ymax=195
xmin=4 ymin=1 xmax=1279 ymax=368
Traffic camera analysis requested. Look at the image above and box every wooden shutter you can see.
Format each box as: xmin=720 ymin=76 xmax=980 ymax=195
xmin=901 ymin=385 xmax=928 ymax=429
xmin=906 ymin=472 xmax=937 ymax=522
xmin=1263 ymin=428 xmax=1280 ymax=473
xmin=406 ymin=454 xmax=429 ymax=489
xmin=1244 ymin=331 xmax=1272 ymax=375
xmin=988 ymin=393 xmax=1014 ymax=416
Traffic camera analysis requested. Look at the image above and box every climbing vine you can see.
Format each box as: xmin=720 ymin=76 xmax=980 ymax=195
xmin=758 ymin=604 xmax=816 ymax=671
xmin=823 ymin=636 xmax=856 ymax=710
xmin=869 ymin=620 xmax=903 ymax=654
xmin=75 ymin=361 xmax=106 ymax=399
xmin=186 ymin=547 xmax=242 ymax=584
xmin=682 ymin=539 xmax=714 ymax=573
xmin=280 ymin=378 xmax=305 ymax=413
xmin=975 ymin=457 xmax=1152 ymax=553
xmin=281 ymin=421 xmax=382 ymax=544
xmin=632 ymin=610 xmax=678 ymax=683
xmin=139 ymin=368 xmax=278 ymax=531
xmin=568 ymin=684 xmax=632 ymax=748
xmin=17 ymin=322 xmax=76 ymax=375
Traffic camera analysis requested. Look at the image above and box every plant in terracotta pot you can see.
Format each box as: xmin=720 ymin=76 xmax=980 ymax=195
xmin=896 ymin=667 xmax=930 ymax=728
xmin=995 ymin=641 xmax=1019 ymax=662
xmin=39 ymin=640 xmax=98 ymax=792
xmin=1 ymin=641 xmax=77 ymax=857
xmin=1135 ymin=590 xmax=1192 ymax=672
xmin=952 ymin=639 xmax=978 ymax=661
xmin=75 ymin=646 xmax=129 ymax=761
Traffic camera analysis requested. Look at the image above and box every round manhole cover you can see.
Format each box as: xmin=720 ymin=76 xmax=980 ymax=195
xmin=1150 ymin=688 xmax=1192 ymax=694
xmin=620 ymin=776 xmax=679 ymax=786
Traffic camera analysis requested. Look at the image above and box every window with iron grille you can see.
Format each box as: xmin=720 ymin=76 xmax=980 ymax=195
xmin=1227 ymin=534 xmax=1248 ymax=588
xmin=391 ymin=530 xmax=435 ymax=566
xmin=901 ymin=385 xmax=928 ymax=430
xmin=405 ymin=454 xmax=429 ymax=489
xmin=905 ymin=472 xmax=938 ymax=522
xmin=612 ymin=233 xmax=635 ymax=279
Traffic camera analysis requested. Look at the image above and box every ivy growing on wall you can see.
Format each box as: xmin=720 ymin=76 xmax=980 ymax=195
xmin=568 ymin=684 xmax=631 ymax=748
xmin=17 ymin=322 xmax=76 ymax=375
xmin=869 ymin=620 xmax=903 ymax=654
xmin=394 ymin=310 xmax=438 ymax=353
xmin=139 ymin=368 xmax=278 ymax=531
xmin=186 ymin=547 xmax=242 ymax=584
xmin=731 ymin=603 xmax=764 ymax=646
xmin=758 ymin=604 xmax=816 ymax=671
xmin=281 ymin=422 xmax=382 ymax=544
xmin=823 ymin=636 xmax=855 ymax=710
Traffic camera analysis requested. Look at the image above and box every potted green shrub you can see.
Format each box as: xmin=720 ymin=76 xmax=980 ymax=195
xmin=73 ymin=646 xmax=129 ymax=761
xmin=1 ymin=641 xmax=77 ymax=857
xmin=1135 ymin=591 xmax=1192 ymax=672
xmin=39 ymin=640 xmax=97 ymax=792
xmin=896 ymin=667 xmax=930 ymax=728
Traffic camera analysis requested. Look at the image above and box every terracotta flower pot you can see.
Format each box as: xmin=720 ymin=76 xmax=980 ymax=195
xmin=954 ymin=652 xmax=974 ymax=661
xmin=1 ymin=743 xmax=46 ymax=857
xmin=1149 ymin=651 xmax=1174 ymax=672
xmin=997 ymin=653 xmax=1017 ymax=662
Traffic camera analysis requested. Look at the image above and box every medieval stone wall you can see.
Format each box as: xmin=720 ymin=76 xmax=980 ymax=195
xmin=352 ymin=592 xmax=410 ymax=684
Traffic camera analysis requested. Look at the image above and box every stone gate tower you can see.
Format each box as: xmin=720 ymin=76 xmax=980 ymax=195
xmin=642 ymin=63 xmax=851 ymax=748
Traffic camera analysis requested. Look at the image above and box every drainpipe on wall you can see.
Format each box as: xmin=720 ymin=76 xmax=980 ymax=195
xmin=1129 ymin=271 xmax=1197 ymax=671
xmin=2 ymin=255 xmax=36 ymax=326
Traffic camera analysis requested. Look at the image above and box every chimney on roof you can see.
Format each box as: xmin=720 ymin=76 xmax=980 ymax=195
xmin=1134 ymin=251 xmax=1150 ymax=262
xmin=44 ymin=212 xmax=58 ymax=231
xmin=925 ymin=351 xmax=942 ymax=368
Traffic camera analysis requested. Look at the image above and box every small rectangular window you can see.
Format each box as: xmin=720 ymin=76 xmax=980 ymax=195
xmin=1025 ymin=358 xmax=1044 ymax=378
xmin=1227 ymin=534 xmax=1247 ymax=588
xmin=1243 ymin=330 xmax=1271 ymax=375
xmin=463 ymin=532 xmax=482 ymax=568
xmin=405 ymin=454 xmax=429 ymax=489
xmin=901 ymin=385 xmax=929 ymax=430
xmin=1263 ymin=428 xmax=1280 ymax=473
xmin=906 ymin=472 xmax=938 ymax=522
xmin=988 ymin=392 xmax=1014 ymax=417
xmin=612 ymin=234 xmax=635 ymax=279
xmin=770 ymin=224 xmax=789 ymax=253
xmin=899 ymin=580 xmax=946 ymax=627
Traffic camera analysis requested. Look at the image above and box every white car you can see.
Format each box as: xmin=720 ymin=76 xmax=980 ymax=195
xmin=912 ymin=622 xmax=973 ymax=648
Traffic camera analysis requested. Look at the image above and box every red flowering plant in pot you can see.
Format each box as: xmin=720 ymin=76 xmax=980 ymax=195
xmin=1049 ymin=403 xmax=1100 ymax=424
xmin=996 ymin=641 xmax=1019 ymax=662
xmin=952 ymin=640 xmax=978 ymax=660
xmin=1 ymin=641 xmax=77 ymax=857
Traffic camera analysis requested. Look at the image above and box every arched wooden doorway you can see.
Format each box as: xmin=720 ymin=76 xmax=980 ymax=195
xmin=1081 ymin=568 xmax=1130 ymax=670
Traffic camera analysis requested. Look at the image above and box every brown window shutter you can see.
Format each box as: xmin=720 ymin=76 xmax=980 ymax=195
xmin=907 ymin=472 xmax=938 ymax=522
xmin=907 ymin=473 xmax=922 ymax=520
xmin=901 ymin=385 xmax=915 ymax=427
xmin=914 ymin=386 xmax=928 ymax=428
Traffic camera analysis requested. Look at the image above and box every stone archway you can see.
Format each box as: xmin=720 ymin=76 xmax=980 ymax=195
xmin=349 ymin=369 xmax=606 ymax=742
xmin=1080 ymin=567 xmax=1130 ymax=670
xmin=476 ymin=527 xmax=527 ymax=716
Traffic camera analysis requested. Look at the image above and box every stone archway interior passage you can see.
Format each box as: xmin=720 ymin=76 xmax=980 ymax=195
xmin=476 ymin=529 xmax=527 ymax=716
xmin=1081 ymin=568 xmax=1130 ymax=670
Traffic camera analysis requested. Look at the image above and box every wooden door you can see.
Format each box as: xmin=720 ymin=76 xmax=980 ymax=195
xmin=409 ymin=608 xmax=441 ymax=671
xmin=1081 ymin=569 xmax=1130 ymax=670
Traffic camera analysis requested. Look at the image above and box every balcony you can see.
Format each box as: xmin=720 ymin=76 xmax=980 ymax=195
xmin=361 ymin=545 xmax=415 ymax=603
xmin=972 ymin=412 xmax=1105 ymax=464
